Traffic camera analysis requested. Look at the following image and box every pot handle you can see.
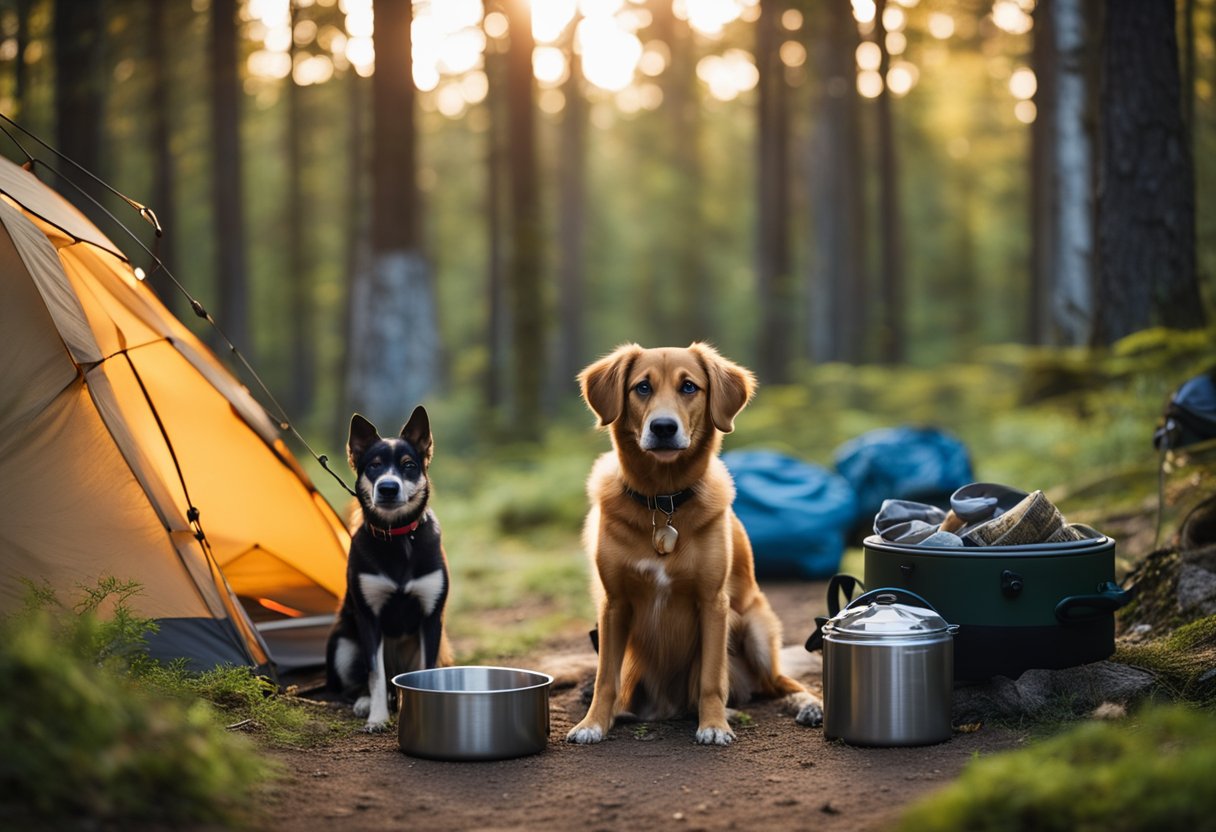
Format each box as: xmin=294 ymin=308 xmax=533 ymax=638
xmin=805 ymin=574 xmax=864 ymax=653
xmin=1054 ymin=581 xmax=1133 ymax=624
xmin=843 ymin=586 xmax=945 ymax=616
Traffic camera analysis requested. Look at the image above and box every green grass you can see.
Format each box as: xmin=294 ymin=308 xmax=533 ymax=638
xmin=897 ymin=705 xmax=1216 ymax=832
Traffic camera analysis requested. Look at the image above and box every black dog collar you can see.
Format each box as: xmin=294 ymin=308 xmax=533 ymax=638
xmin=623 ymin=486 xmax=695 ymax=514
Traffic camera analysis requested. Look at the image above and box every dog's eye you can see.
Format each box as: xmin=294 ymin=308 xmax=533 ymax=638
xmin=367 ymin=459 xmax=384 ymax=472
xmin=402 ymin=459 xmax=417 ymax=470
xmin=634 ymin=380 xmax=652 ymax=397
xmin=680 ymin=380 xmax=699 ymax=394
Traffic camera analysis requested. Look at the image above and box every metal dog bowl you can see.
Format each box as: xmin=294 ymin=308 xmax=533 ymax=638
xmin=392 ymin=666 xmax=553 ymax=761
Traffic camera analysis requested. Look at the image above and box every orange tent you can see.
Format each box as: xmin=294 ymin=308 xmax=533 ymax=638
xmin=0 ymin=154 xmax=348 ymax=672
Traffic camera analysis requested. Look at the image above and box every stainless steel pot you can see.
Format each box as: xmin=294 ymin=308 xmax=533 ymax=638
xmin=822 ymin=588 xmax=957 ymax=747
xmin=392 ymin=666 xmax=553 ymax=761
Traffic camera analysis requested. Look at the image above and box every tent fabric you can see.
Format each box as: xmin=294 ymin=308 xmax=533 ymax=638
xmin=0 ymin=155 xmax=349 ymax=673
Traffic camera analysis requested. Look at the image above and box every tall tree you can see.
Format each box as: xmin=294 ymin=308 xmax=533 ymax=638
xmin=755 ymin=0 xmax=794 ymax=382
xmin=1094 ymin=0 xmax=1206 ymax=343
xmin=286 ymin=4 xmax=315 ymax=417
xmin=1046 ymin=0 xmax=1097 ymax=344
xmin=807 ymin=0 xmax=867 ymax=364
xmin=53 ymin=0 xmax=104 ymax=211
xmin=209 ymin=0 xmax=252 ymax=357
xmin=1028 ymin=0 xmax=1055 ymax=344
xmin=654 ymin=0 xmax=712 ymax=345
xmin=873 ymin=0 xmax=905 ymax=363
xmin=14 ymin=0 xmax=31 ymax=122
xmin=555 ymin=44 xmax=587 ymax=397
xmin=482 ymin=11 xmax=508 ymax=414
xmin=345 ymin=0 xmax=440 ymax=428
xmin=148 ymin=0 xmax=181 ymax=316
xmin=503 ymin=0 xmax=545 ymax=437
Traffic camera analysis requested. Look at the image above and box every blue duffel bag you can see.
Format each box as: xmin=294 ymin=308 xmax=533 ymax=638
xmin=723 ymin=450 xmax=858 ymax=579
xmin=833 ymin=426 xmax=974 ymax=528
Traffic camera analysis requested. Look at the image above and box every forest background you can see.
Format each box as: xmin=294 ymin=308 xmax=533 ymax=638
xmin=3 ymin=0 xmax=1213 ymax=535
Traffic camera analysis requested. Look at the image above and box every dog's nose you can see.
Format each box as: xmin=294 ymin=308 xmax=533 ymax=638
xmin=377 ymin=481 xmax=401 ymax=500
xmin=649 ymin=418 xmax=679 ymax=440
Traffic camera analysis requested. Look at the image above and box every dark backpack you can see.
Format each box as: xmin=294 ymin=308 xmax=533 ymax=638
xmin=1154 ymin=371 xmax=1216 ymax=451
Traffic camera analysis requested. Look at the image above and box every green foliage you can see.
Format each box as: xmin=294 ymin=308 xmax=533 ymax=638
xmin=0 ymin=585 xmax=268 ymax=828
xmin=897 ymin=705 xmax=1216 ymax=832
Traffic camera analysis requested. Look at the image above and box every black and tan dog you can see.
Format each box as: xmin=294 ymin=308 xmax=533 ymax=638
xmin=326 ymin=406 xmax=452 ymax=731
xmin=567 ymin=343 xmax=823 ymax=746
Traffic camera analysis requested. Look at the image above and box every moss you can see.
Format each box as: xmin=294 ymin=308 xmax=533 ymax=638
xmin=898 ymin=704 xmax=1216 ymax=832
xmin=1116 ymin=615 xmax=1216 ymax=702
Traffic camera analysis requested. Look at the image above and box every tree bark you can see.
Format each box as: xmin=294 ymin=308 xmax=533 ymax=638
xmin=345 ymin=0 xmax=440 ymax=428
xmin=286 ymin=10 xmax=315 ymax=417
xmin=503 ymin=0 xmax=545 ymax=438
xmin=874 ymin=0 xmax=905 ymax=364
xmin=808 ymin=0 xmax=866 ymax=364
xmin=556 ymin=47 xmax=587 ymax=396
xmin=755 ymin=0 xmax=794 ymax=383
xmin=1028 ymin=0 xmax=1055 ymax=344
xmin=1094 ymin=0 xmax=1205 ymax=343
xmin=53 ymin=0 xmax=104 ymax=211
xmin=148 ymin=0 xmax=181 ymax=316
xmin=208 ymin=0 xmax=253 ymax=357
xmin=1049 ymin=0 xmax=1096 ymax=344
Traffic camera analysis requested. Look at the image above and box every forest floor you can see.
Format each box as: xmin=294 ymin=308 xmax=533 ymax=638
xmin=258 ymin=582 xmax=1027 ymax=832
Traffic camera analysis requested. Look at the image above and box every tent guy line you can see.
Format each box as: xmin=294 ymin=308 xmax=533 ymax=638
xmin=0 ymin=112 xmax=358 ymax=500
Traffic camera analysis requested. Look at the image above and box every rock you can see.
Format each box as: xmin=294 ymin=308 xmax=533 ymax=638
xmin=952 ymin=660 xmax=1158 ymax=723
xmin=1177 ymin=563 xmax=1216 ymax=615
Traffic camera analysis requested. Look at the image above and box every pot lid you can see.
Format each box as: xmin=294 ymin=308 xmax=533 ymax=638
xmin=829 ymin=593 xmax=952 ymax=638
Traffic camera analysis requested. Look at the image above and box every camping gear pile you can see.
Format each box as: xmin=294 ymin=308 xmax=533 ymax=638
xmin=393 ymin=666 xmax=553 ymax=761
xmin=0 ymin=154 xmax=349 ymax=674
xmin=724 ymin=426 xmax=973 ymax=579
xmin=808 ymin=481 xmax=1127 ymax=684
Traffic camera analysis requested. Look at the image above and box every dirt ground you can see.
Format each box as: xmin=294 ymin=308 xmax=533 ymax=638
xmin=260 ymin=582 xmax=1026 ymax=832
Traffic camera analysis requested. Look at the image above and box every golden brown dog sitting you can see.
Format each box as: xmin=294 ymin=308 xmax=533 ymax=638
xmin=567 ymin=342 xmax=822 ymax=746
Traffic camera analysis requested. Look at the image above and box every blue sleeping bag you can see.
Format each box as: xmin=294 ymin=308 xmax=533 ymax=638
xmin=723 ymin=450 xmax=857 ymax=579
xmin=833 ymin=426 xmax=973 ymax=526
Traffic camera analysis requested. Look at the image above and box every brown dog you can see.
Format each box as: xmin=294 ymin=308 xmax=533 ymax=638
xmin=567 ymin=343 xmax=822 ymax=746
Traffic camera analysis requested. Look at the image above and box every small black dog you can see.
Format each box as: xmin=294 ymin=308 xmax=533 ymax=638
xmin=325 ymin=405 xmax=452 ymax=731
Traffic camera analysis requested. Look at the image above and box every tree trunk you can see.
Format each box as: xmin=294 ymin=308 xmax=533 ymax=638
xmin=15 ymin=0 xmax=31 ymax=121
xmin=286 ymin=13 xmax=315 ymax=418
xmin=483 ymin=21 xmax=508 ymax=414
xmin=1049 ymin=0 xmax=1096 ymax=344
xmin=503 ymin=0 xmax=545 ymax=438
xmin=755 ymin=0 xmax=794 ymax=383
xmin=208 ymin=0 xmax=252 ymax=358
xmin=1028 ymin=0 xmax=1056 ymax=344
xmin=335 ymin=71 xmax=369 ymax=439
xmin=53 ymin=0 xmax=104 ymax=211
xmin=556 ymin=47 xmax=586 ymax=396
xmin=345 ymin=0 xmax=440 ymax=428
xmin=873 ymin=0 xmax=905 ymax=364
xmin=808 ymin=0 xmax=866 ymax=364
xmin=1094 ymin=0 xmax=1205 ymax=343
xmin=148 ymin=0 xmax=181 ymax=316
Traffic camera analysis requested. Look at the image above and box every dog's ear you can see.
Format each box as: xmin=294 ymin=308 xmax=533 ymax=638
xmin=690 ymin=342 xmax=756 ymax=434
xmin=400 ymin=405 xmax=433 ymax=464
xmin=579 ymin=343 xmax=643 ymax=427
xmin=348 ymin=414 xmax=380 ymax=469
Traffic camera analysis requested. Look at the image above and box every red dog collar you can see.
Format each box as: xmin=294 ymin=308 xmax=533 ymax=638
xmin=366 ymin=517 xmax=421 ymax=540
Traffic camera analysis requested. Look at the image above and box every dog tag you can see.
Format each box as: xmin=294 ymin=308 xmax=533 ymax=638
xmin=653 ymin=523 xmax=678 ymax=555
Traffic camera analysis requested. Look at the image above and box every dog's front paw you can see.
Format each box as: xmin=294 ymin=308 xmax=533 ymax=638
xmin=353 ymin=696 xmax=371 ymax=718
xmin=695 ymin=723 xmax=735 ymax=746
xmin=795 ymin=699 xmax=824 ymax=728
xmin=566 ymin=721 xmax=606 ymax=744
xmin=363 ymin=718 xmax=391 ymax=734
